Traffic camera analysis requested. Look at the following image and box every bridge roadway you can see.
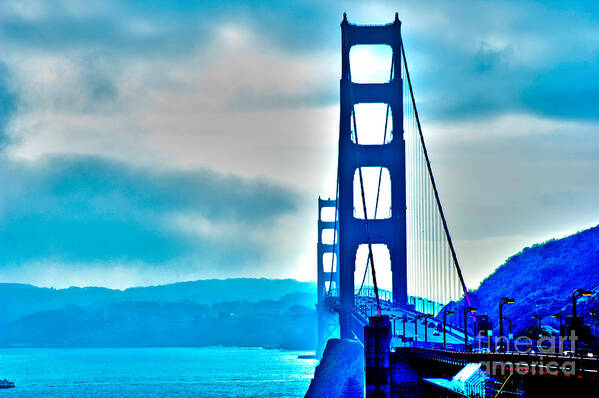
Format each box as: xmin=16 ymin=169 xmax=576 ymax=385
xmin=339 ymin=289 xmax=599 ymax=383
xmin=355 ymin=301 xmax=466 ymax=346
xmin=335 ymin=289 xmax=468 ymax=347
xmin=401 ymin=345 xmax=599 ymax=381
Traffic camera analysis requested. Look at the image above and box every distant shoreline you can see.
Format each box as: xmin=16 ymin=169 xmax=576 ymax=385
xmin=0 ymin=345 xmax=316 ymax=352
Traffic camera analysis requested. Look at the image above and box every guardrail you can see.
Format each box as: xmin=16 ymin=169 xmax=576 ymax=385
xmin=326 ymin=287 xmax=394 ymax=302
xmin=326 ymin=288 xmax=446 ymax=316
xmin=326 ymin=289 xmax=599 ymax=362
xmin=394 ymin=339 xmax=599 ymax=359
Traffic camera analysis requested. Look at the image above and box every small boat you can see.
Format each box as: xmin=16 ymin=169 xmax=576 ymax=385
xmin=0 ymin=379 xmax=15 ymax=389
xmin=298 ymin=354 xmax=318 ymax=359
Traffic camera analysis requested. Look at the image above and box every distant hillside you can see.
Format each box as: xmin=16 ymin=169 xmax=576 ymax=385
xmin=0 ymin=278 xmax=316 ymax=323
xmin=445 ymin=225 xmax=599 ymax=335
xmin=0 ymin=293 xmax=315 ymax=349
xmin=0 ymin=278 xmax=317 ymax=349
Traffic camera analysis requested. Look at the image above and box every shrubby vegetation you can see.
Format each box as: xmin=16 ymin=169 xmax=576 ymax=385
xmin=443 ymin=225 xmax=599 ymax=336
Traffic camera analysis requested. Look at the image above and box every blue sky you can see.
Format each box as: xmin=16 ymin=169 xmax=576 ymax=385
xmin=0 ymin=0 xmax=598 ymax=288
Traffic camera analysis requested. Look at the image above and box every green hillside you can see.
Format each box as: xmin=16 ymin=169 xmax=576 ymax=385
xmin=445 ymin=225 xmax=599 ymax=335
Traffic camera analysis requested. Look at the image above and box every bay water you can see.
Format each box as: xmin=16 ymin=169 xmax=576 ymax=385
xmin=0 ymin=347 xmax=317 ymax=397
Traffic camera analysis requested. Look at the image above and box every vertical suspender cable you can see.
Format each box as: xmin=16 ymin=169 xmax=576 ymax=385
xmin=351 ymin=107 xmax=382 ymax=314
xmin=357 ymin=59 xmax=394 ymax=297
xmin=425 ymin=159 xmax=430 ymax=304
xmin=435 ymin=198 xmax=440 ymax=305
xmin=401 ymin=39 xmax=474 ymax=318
xmin=327 ymin=176 xmax=339 ymax=296
xmin=345 ymin=37 xmax=383 ymax=315
xmin=420 ymin=135 xmax=424 ymax=306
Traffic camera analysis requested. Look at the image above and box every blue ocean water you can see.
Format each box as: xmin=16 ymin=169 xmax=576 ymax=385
xmin=0 ymin=347 xmax=317 ymax=397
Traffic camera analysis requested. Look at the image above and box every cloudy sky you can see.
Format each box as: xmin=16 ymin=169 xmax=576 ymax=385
xmin=0 ymin=0 xmax=598 ymax=289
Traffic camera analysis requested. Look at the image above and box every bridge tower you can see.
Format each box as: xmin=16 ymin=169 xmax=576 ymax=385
xmin=338 ymin=14 xmax=406 ymax=339
xmin=316 ymin=197 xmax=340 ymax=357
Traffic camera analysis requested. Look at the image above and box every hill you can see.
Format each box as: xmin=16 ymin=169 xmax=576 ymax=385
xmin=444 ymin=225 xmax=599 ymax=335
xmin=0 ymin=293 xmax=315 ymax=349
xmin=0 ymin=278 xmax=317 ymax=349
xmin=0 ymin=278 xmax=315 ymax=323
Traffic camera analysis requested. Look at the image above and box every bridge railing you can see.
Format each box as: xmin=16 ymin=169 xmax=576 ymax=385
xmin=326 ymin=288 xmax=448 ymax=315
xmin=326 ymin=288 xmax=455 ymax=321
xmin=394 ymin=341 xmax=464 ymax=351
xmin=356 ymin=287 xmax=393 ymax=303
xmin=394 ymin=340 xmax=534 ymax=355
xmin=326 ymin=287 xmax=394 ymax=303
xmin=395 ymin=339 xmax=599 ymax=359
xmin=407 ymin=296 xmax=445 ymax=316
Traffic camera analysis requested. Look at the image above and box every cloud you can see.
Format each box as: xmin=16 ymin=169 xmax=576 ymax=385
xmin=0 ymin=0 xmax=209 ymax=55
xmin=0 ymin=62 xmax=17 ymax=148
xmin=359 ymin=0 xmax=599 ymax=121
xmin=0 ymin=155 xmax=300 ymax=273
xmin=0 ymin=0 xmax=598 ymax=289
xmin=1 ymin=0 xmax=599 ymax=122
xmin=423 ymin=113 xmax=599 ymax=242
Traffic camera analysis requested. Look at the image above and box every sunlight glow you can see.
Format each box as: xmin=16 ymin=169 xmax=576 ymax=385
xmin=349 ymin=45 xmax=393 ymax=83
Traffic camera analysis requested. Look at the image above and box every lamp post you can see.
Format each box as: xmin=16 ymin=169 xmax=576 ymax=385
xmin=423 ymin=314 xmax=432 ymax=342
xmin=532 ymin=314 xmax=542 ymax=338
xmin=499 ymin=297 xmax=515 ymax=352
xmin=502 ymin=316 xmax=512 ymax=351
xmin=572 ymin=289 xmax=592 ymax=318
xmin=442 ymin=310 xmax=454 ymax=349
xmin=464 ymin=307 xmax=476 ymax=351
xmin=502 ymin=316 xmax=512 ymax=336
xmin=552 ymin=312 xmax=563 ymax=337
xmin=428 ymin=300 xmax=434 ymax=315
xmin=415 ymin=315 xmax=422 ymax=340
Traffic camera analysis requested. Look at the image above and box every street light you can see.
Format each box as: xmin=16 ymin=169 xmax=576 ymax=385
xmin=552 ymin=312 xmax=563 ymax=337
xmin=427 ymin=299 xmax=434 ymax=315
xmin=423 ymin=314 xmax=433 ymax=342
xmin=442 ymin=310 xmax=454 ymax=349
xmin=415 ymin=315 xmax=422 ymax=339
xmin=464 ymin=307 xmax=476 ymax=351
xmin=502 ymin=316 xmax=512 ymax=351
xmin=499 ymin=298 xmax=515 ymax=352
xmin=502 ymin=317 xmax=512 ymax=336
xmin=532 ymin=314 xmax=542 ymax=337
xmin=572 ymin=289 xmax=593 ymax=318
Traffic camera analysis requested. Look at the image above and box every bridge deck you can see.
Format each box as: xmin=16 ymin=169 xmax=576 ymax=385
xmin=399 ymin=346 xmax=599 ymax=380
xmin=350 ymin=295 xmax=467 ymax=346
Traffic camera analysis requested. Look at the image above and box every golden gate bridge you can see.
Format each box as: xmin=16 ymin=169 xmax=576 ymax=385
xmin=313 ymin=13 xmax=599 ymax=397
